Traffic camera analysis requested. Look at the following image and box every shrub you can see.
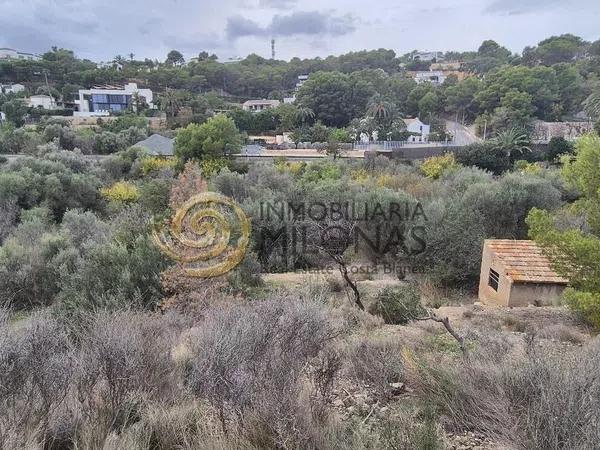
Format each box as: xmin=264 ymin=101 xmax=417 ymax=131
xmin=514 ymin=159 xmax=542 ymax=174
xmin=421 ymin=153 xmax=459 ymax=179
xmin=93 ymin=131 xmax=127 ymax=154
xmin=57 ymin=235 xmax=168 ymax=315
xmin=0 ymin=199 xmax=18 ymax=243
xmin=463 ymin=172 xmax=562 ymax=239
xmin=138 ymin=178 xmax=172 ymax=216
xmin=74 ymin=311 xmax=178 ymax=443
xmin=369 ymin=285 xmax=426 ymax=324
xmin=419 ymin=199 xmax=486 ymax=286
xmin=0 ymin=221 xmax=68 ymax=308
xmin=182 ymin=297 xmax=342 ymax=445
xmin=226 ymin=251 xmax=263 ymax=291
xmin=564 ymin=289 xmax=600 ymax=329
xmin=326 ymin=275 xmax=344 ymax=292
xmin=414 ymin=337 xmax=600 ymax=449
xmin=140 ymin=156 xmax=174 ymax=175
xmin=547 ymin=136 xmax=574 ymax=162
xmin=100 ymin=181 xmax=140 ymax=203
xmin=346 ymin=336 xmax=405 ymax=398
xmin=0 ymin=311 xmax=74 ymax=448
xmin=199 ymin=157 xmax=230 ymax=177
xmin=455 ymin=142 xmax=511 ymax=174
xmin=0 ymin=155 xmax=102 ymax=219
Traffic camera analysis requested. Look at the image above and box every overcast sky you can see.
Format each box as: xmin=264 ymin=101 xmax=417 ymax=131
xmin=1 ymin=0 xmax=598 ymax=62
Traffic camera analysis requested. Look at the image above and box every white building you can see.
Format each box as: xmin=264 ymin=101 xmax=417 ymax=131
xmin=414 ymin=71 xmax=447 ymax=85
xmin=296 ymin=75 xmax=309 ymax=89
xmin=0 ymin=48 xmax=41 ymax=61
xmin=282 ymin=75 xmax=309 ymax=104
xmin=27 ymin=95 xmax=56 ymax=109
xmin=74 ymin=83 xmax=155 ymax=117
xmin=403 ymin=118 xmax=430 ymax=143
xmin=0 ymin=112 xmax=5 ymax=122
xmin=242 ymin=99 xmax=280 ymax=112
xmin=412 ymin=51 xmax=444 ymax=62
xmin=0 ymin=83 xmax=25 ymax=94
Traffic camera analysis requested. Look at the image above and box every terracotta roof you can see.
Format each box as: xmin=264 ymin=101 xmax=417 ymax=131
xmin=486 ymin=239 xmax=568 ymax=284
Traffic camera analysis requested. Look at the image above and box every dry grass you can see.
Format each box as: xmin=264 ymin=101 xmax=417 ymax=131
xmin=0 ymin=294 xmax=594 ymax=450
xmin=411 ymin=334 xmax=600 ymax=449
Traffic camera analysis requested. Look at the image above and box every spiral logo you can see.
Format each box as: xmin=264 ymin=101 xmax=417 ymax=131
xmin=152 ymin=192 xmax=251 ymax=278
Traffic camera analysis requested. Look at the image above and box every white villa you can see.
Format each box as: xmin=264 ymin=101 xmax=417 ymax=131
xmin=0 ymin=83 xmax=25 ymax=94
xmin=242 ymin=99 xmax=280 ymax=112
xmin=414 ymin=71 xmax=447 ymax=85
xmin=0 ymin=48 xmax=40 ymax=61
xmin=27 ymin=95 xmax=56 ymax=109
xmin=412 ymin=51 xmax=444 ymax=62
xmin=75 ymin=83 xmax=155 ymax=117
xmin=403 ymin=118 xmax=430 ymax=143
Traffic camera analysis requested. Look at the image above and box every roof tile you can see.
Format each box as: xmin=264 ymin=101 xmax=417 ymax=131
xmin=486 ymin=239 xmax=568 ymax=284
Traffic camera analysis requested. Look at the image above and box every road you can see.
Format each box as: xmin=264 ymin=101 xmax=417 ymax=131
xmin=445 ymin=120 xmax=480 ymax=146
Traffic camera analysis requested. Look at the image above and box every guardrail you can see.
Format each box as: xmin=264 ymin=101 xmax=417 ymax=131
xmin=354 ymin=140 xmax=455 ymax=151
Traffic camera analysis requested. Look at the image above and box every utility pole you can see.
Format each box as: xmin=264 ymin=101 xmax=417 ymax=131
xmin=43 ymin=69 xmax=55 ymax=108
xmin=454 ymin=111 xmax=458 ymax=144
xmin=483 ymin=119 xmax=487 ymax=140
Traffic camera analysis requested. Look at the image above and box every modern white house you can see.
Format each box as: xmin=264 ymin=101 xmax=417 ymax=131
xmin=74 ymin=83 xmax=155 ymax=117
xmin=283 ymin=75 xmax=310 ymax=104
xmin=0 ymin=83 xmax=25 ymax=94
xmin=27 ymin=95 xmax=56 ymax=109
xmin=242 ymin=99 xmax=280 ymax=112
xmin=412 ymin=51 xmax=444 ymax=62
xmin=403 ymin=118 xmax=430 ymax=143
xmin=0 ymin=48 xmax=40 ymax=61
xmin=414 ymin=71 xmax=447 ymax=85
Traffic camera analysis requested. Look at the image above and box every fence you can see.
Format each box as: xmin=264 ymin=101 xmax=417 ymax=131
xmin=354 ymin=140 xmax=455 ymax=151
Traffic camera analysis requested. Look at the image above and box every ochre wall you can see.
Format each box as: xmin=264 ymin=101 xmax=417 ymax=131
xmin=508 ymin=283 xmax=566 ymax=307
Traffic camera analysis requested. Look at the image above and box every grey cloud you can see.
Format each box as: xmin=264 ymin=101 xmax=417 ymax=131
xmin=485 ymin=0 xmax=563 ymax=15
xmin=33 ymin=8 xmax=98 ymax=33
xmin=270 ymin=11 xmax=356 ymax=36
xmin=163 ymin=33 xmax=224 ymax=53
xmin=138 ymin=17 xmax=164 ymax=36
xmin=0 ymin=19 xmax=73 ymax=54
xmin=0 ymin=0 xmax=598 ymax=63
xmin=258 ymin=0 xmax=297 ymax=9
xmin=226 ymin=10 xmax=357 ymax=40
xmin=226 ymin=15 xmax=268 ymax=39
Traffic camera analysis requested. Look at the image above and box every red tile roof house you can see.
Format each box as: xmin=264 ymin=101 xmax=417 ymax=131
xmin=478 ymin=240 xmax=568 ymax=307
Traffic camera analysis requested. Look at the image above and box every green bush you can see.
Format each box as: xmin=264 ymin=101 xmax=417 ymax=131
xmin=455 ymin=142 xmax=511 ymax=175
xmin=369 ymin=285 xmax=426 ymax=324
xmin=547 ymin=136 xmax=574 ymax=162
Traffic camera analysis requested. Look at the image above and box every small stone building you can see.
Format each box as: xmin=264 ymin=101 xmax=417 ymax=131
xmin=478 ymin=240 xmax=568 ymax=307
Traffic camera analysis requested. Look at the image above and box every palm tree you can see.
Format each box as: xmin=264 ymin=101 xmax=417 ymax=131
xmin=297 ymin=107 xmax=315 ymax=125
xmin=493 ymin=128 xmax=531 ymax=159
xmin=129 ymin=52 xmax=135 ymax=61
xmin=583 ymin=89 xmax=600 ymax=120
xmin=367 ymin=94 xmax=394 ymax=121
xmin=160 ymin=89 xmax=182 ymax=119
